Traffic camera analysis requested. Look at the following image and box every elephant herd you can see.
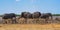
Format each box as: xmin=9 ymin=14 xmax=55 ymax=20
xmin=2 ymin=11 xmax=53 ymax=24
xmin=19 ymin=12 xmax=52 ymax=19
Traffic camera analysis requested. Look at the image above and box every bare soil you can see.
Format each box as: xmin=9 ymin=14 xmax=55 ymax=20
xmin=0 ymin=24 xmax=60 ymax=30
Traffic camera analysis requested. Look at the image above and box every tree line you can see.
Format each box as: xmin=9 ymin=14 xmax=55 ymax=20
xmin=0 ymin=14 xmax=60 ymax=17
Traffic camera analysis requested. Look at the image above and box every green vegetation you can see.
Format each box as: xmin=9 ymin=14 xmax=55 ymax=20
xmin=16 ymin=14 xmax=20 ymax=16
xmin=0 ymin=14 xmax=21 ymax=17
xmin=16 ymin=14 xmax=60 ymax=16
xmin=0 ymin=15 xmax=3 ymax=17
xmin=0 ymin=14 xmax=60 ymax=17
xmin=52 ymin=14 xmax=60 ymax=16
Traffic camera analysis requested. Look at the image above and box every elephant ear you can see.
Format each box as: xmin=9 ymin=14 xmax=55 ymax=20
xmin=32 ymin=12 xmax=41 ymax=18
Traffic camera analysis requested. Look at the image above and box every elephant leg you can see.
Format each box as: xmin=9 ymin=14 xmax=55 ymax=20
xmin=2 ymin=19 xmax=5 ymax=24
xmin=25 ymin=18 xmax=27 ymax=24
xmin=3 ymin=19 xmax=7 ymax=24
xmin=11 ymin=18 xmax=14 ymax=24
xmin=12 ymin=17 xmax=17 ymax=24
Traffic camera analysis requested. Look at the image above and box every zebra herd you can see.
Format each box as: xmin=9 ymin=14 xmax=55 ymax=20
xmin=2 ymin=11 xmax=52 ymax=24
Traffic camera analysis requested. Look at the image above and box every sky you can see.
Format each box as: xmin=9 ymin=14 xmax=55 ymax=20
xmin=0 ymin=0 xmax=60 ymax=15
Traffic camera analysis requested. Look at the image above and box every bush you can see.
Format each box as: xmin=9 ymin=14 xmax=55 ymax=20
xmin=52 ymin=14 xmax=60 ymax=16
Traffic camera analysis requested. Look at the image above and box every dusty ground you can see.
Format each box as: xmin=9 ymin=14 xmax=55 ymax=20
xmin=0 ymin=24 xmax=60 ymax=30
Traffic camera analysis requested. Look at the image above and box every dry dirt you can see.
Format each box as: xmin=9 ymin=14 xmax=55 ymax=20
xmin=0 ymin=24 xmax=60 ymax=30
